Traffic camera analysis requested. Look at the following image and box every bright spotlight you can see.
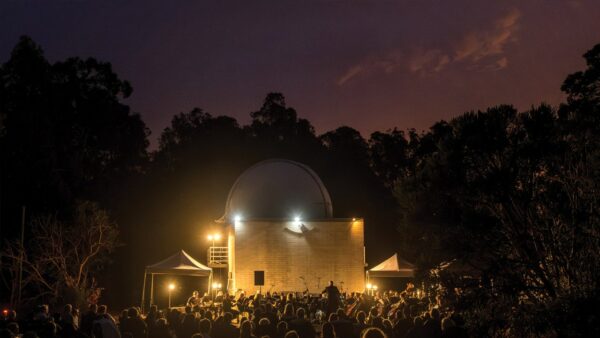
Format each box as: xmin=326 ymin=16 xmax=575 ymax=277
xmin=234 ymin=214 xmax=241 ymax=222
xmin=168 ymin=283 xmax=175 ymax=291
xmin=214 ymin=233 xmax=222 ymax=241
xmin=207 ymin=234 xmax=213 ymax=241
xmin=373 ymin=285 xmax=378 ymax=290
xmin=212 ymin=282 xmax=219 ymax=289
xmin=294 ymin=216 xmax=300 ymax=223
xmin=366 ymin=283 xmax=372 ymax=290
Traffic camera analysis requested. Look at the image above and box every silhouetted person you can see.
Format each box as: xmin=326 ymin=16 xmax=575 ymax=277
xmin=198 ymin=319 xmax=212 ymax=338
xmin=177 ymin=313 xmax=197 ymax=338
xmin=276 ymin=321 xmax=288 ymax=338
xmin=353 ymin=311 xmax=369 ymax=338
xmin=93 ymin=305 xmax=120 ymax=338
xmin=149 ymin=319 xmax=171 ymax=338
xmin=361 ymin=327 xmax=387 ymax=338
xmin=287 ymin=309 xmax=314 ymax=338
xmin=144 ymin=306 xmax=158 ymax=334
xmin=330 ymin=309 xmax=353 ymax=338
xmin=322 ymin=281 xmax=341 ymax=317
xmin=440 ymin=317 xmax=468 ymax=338
xmin=81 ymin=305 xmax=98 ymax=337
xmin=422 ymin=308 xmax=441 ymax=338
xmin=187 ymin=291 xmax=201 ymax=307
xmin=239 ymin=320 xmax=256 ymax=338
xmin=321 ymin=322 xmax=336 ymax=338
xmin=393 ymin=307 xmax=412 ymax=338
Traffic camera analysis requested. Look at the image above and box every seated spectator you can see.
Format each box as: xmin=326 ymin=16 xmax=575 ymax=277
xmin=256 ymin=318 xmax=273 ymax=338
xmin=423 ymin=308 xmax=441 ymax=338
xmin=361 ymin=327 xmax=387 ymax=338
xmin=275 ymin=321 xmax=288 ymax=338
xmin=149 ymin=319 xmax=171 ymax=338
xmin=330 ymin=310 xmax=353 ymax=338
xmin=393 ymin=307 xmax=412 ymax=338
xmin=283 ymin=331 xmax=298 ymax=338
xmin=178 ymin=313 xmax=197 ymax=338
xmin=321 ymin=322 xmax=335 ymax=338
xmin=287 ymin=309 xmax=314 ymax=338
xmin=406 ymin=317 xmax=424 ymax=338
xmin=440 ymin=316 xmax=467 ymax=338
xmin=198 ymin=318 xmax=212 ymax=338
xmin=280 ymin=304 xmax=295 ymax=324
xmin=239 ymin=320 xmax=256 ymax=338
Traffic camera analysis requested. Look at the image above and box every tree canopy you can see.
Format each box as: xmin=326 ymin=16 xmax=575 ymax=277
xmin=1 ymin=36 xmax=600 ymax=335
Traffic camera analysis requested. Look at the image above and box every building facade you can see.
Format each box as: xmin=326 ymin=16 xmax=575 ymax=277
xmin=217 ymin=159 xmax=365 ymax=294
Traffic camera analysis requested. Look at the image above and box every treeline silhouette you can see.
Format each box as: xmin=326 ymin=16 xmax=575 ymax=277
xmin=1 ymin=36 xmax=599 ymax=335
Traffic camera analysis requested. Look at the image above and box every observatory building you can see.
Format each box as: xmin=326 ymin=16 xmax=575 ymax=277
xmin=214 ymin=159 xmax=365 ymax=294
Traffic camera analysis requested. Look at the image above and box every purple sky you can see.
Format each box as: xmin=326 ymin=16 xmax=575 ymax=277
xmin=2 ymin=0 xmax=600 ymax=147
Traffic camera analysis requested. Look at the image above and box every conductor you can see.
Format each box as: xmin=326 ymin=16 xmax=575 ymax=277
xmin=322 ymin=280 xmax=341 ymax=316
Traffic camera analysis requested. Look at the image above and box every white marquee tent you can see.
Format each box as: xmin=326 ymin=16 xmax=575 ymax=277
xmin=141 ymin=250 xmax=212 ymax=311
xmin=367 ymin=253 xmax=416 ymax=279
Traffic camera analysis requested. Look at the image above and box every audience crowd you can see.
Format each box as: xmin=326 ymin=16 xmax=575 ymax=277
xmin=0 ymin=283 xmax=468 ymax=338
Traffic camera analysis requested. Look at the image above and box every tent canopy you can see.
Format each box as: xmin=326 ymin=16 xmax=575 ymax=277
xmin=368 ymin=253 xmax=415 ymax=278
xmin=145 ymin=250 xmax=212 ymax=276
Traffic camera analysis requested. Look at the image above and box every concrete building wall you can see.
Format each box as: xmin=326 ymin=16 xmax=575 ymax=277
xmin=229 ymin=219 xmax=364 ymax=293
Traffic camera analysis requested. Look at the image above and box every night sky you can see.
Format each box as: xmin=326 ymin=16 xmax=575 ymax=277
xmin=2 ymin=0 xmax=600 ymax=147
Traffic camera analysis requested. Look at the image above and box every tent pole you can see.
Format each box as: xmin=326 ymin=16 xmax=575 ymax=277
xmin=150 ymin=273 xmax=155 ymax=307
xmin=141 ymin=271 xmax=147 ymax=313
xmin=206 ymin=270 xmax=212 ymax=295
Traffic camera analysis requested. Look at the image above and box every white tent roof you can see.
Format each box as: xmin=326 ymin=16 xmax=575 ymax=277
xmin=368 ymin=253 xmax=415 ymax=278
xmin=145 ymin=250 xmax=212 ymax=276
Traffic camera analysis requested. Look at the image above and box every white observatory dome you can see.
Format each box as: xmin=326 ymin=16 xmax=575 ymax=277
xmin=223 ymin=159 xmax=333 ymax=220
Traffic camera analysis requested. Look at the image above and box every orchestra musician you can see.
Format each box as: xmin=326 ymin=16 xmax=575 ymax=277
xmin=186 ymin=290 xmax=201 ymax=307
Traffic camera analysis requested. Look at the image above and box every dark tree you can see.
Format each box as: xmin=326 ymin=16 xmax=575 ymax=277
xmin=0 ymin=36 xmax=149 ymax=237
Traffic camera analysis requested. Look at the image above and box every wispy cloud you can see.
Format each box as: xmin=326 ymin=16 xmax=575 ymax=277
xmin=454 ymin=8 xmax=521 ymax=63
xmin=336 ymin=8 xmax=521 ymax=86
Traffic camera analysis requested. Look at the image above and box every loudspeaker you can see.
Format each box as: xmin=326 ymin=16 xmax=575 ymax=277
xmin=254 ymin=271 xmax=265 ymax=286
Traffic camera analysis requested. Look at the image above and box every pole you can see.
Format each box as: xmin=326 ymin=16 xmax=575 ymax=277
xmin=168 ymin=289 xmax=172 ymax=308
xmin=150 ymin=274 xmax=155 ymax=307
xmin=141 ymin=272 xmax=147 ymax=313
xmin=17 ymin=206 xmax=25 ymax=306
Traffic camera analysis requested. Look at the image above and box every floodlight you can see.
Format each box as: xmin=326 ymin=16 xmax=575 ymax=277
xmin=168 ymin=283 xmax=175 ymax=290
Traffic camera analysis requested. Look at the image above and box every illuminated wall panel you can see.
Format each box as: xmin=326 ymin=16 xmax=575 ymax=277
xmin=229 ymin=219 xmax=364 ymax=293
